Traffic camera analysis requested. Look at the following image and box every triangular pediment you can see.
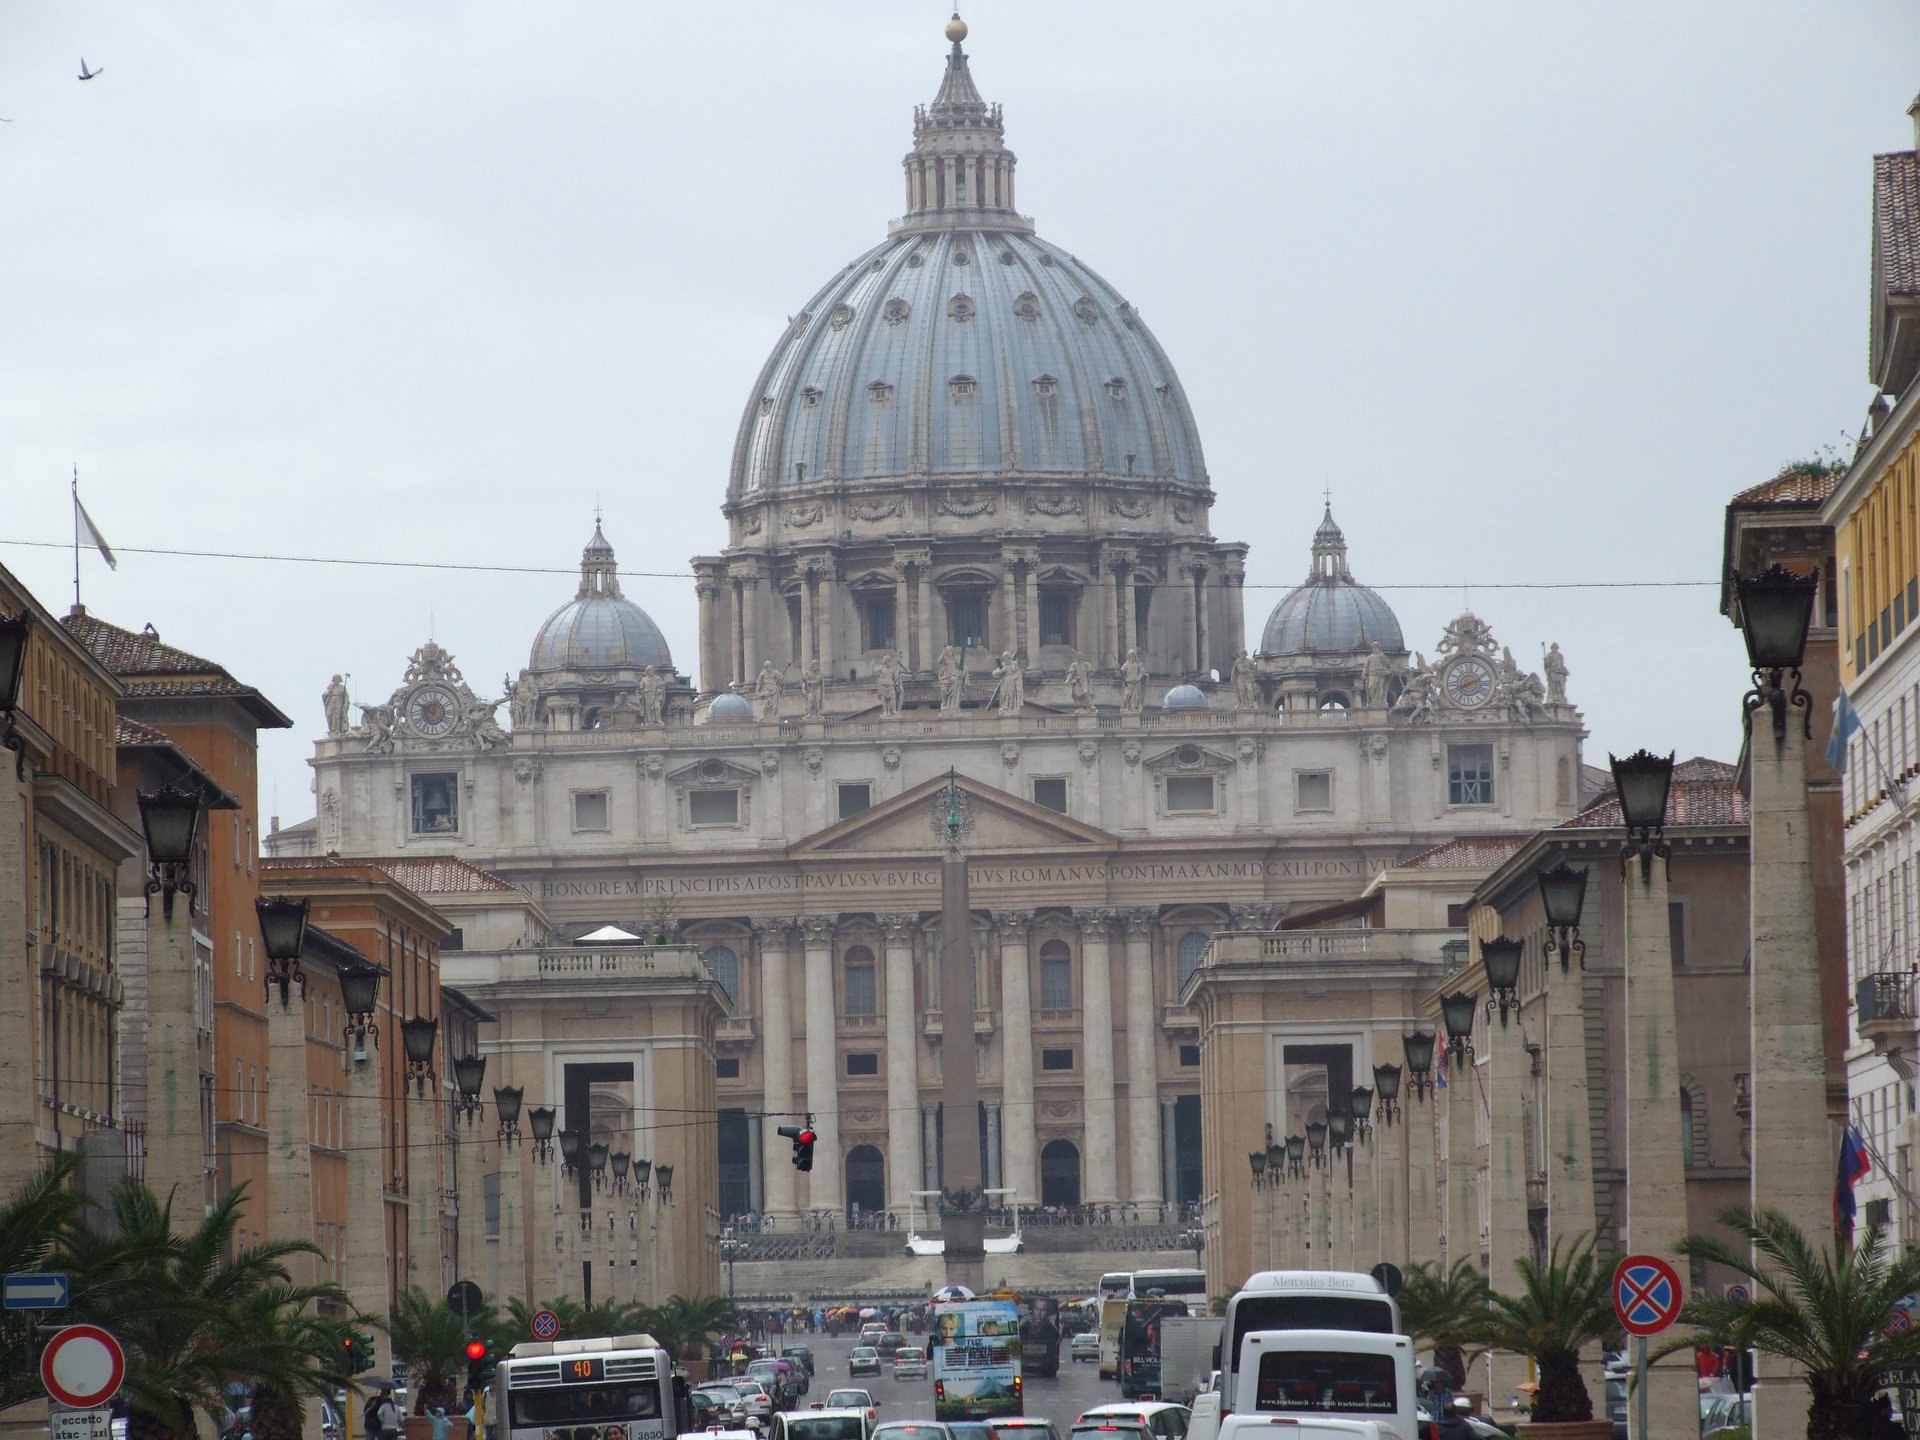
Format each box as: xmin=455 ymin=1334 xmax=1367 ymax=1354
xmin=1142 ymin=742 xmax=1237 ymax=774
xmin=792 ymin=772 xmax=1116 ymax=856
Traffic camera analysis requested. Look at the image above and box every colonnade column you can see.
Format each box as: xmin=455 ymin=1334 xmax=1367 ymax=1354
xmin=1121 ymin=910 xmax=1163 ymax=1205
xmin=1443 ymin=1033 xmax=1476 ymax=1279
xmin=344 ymin=1040 xmax=392 ymax=1375
xmin=1160 ymin=1095 xmax=1178 ymax=1209
xmin=1486 ymin=1008 xmax=1531 ymax=1403
xmin=985 ymin=1105 xmax=1002 ymax=1191
xmin=993 ymin=911 xmax=1038 ymax=1204
xmin=1078 ymin=909 xmax=1119 ymax=1204
xmin=922 ymin=1104 xmax=940 ymax=1197
xmin=799 ymin=915 xmax=842 ymax=1214
xmin=880 ymin=914 xmax=922 ymax=1218
xmin=753 ymin=918 xmax=797 ymax=1218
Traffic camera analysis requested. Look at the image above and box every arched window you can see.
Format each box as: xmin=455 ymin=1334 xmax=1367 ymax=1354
xmin=703 ymin=945 xmax=739 ymax=1004
xmin=846 ymin=1144 xmax=886 ymax=1217
xmin=1041 ymin=1139 xmax=1082 ymax=1207
xmin=1177 ymin=931 xmax=1209 ymax=992
xmin=1039 ymin=940 xmax=1073 ymax=1010
xmin=844 ymin=945 xmax=877 ymax=1016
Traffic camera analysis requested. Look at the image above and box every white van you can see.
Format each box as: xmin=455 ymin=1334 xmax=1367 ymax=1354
xmin=1216 ymin=1419 xmax=1384 ymax=1440
xmin=1231 ymin=1330 xmax=1417 ymax=1440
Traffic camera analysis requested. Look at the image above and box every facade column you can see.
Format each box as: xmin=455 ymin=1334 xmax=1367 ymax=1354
xmin=903 ymin=551 xmax=933 ymax=675
xmin=999 ymin=555 xmax=1018 ymax=660
xmin=993 ymin=911 xmax=1038 ymax=1205
xmin=1099 ymin=552 xmax=1118 ymax=666
xmin=1486 ymin=1008 xmax=1532 ymax=1403
xmin=880 ymin=914 xmax=922 ymax=1219
xmin=1121 ymin=910 xmax=1163 ymax=1204
xmin=344 ymin=1041 xmax=393 ymax=1374
xmin=1748 ymin=719 xmax=1832 ymax=1440
xmin=694 ymin=571 xmax=723 ymax=694
xmin=1407 ymin=1079 xmax=1440 ymax=1267
xmin=1193 ymin=566 xmax=1211 ymax=675
xmin=799 ymin=572 xmax=816 ymax=672
xmin=730 ymin=575 xmax=749 ymax=686
xmin=922 ymin=1104 xmax=940 ymax=1196
xmin=1175 ymin=559 xmax=1197 ymax=673
xmin=1116 ymin=563 xmax=1136 ymax=666
xmin=1373 ymin=1098 xmax=1401 ymax=1267
xmin=739 ymin=575 xmax=761 ymax=684
xmin=816 ymin=567 xmax=837 ymax=672
xmin=1160 ymin=1095 xmax=1178 ymax=1212
xmin=1224 ymin=560 xmax=1248 ymax=661
xmin=1622 ymin=856 xmax=1699 ymax=1440
xmin=985 ymin=1104 xmax=1002 ymax=1191
xmin=800 ymin=915 xmax=842 ymax=1214
xmin=1078 ymin=909 xmax=1120 ymax=1204
xmin=1020 ymin=555 xmax=1039 ymax=660
xmin=752 ymin=918 xmax=797 ymax=1218
xmin=146 ymin=896 xmax=204 ymax=1234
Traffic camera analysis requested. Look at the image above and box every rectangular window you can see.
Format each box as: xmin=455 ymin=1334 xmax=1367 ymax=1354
xmin=1041 ymin=1048 xmax=1075 ymax=1072
xmin=948 ymin=592 xmax=988 ymax=647
xmin=444 ymin=928 xmax=464 ymax=953
xmin=410 ymin=772 xmax=459 ymax=833
xmin=1295 ymin=771 xmax=1332 ymax=812
xmin=689 ymin=789 xmax=740 ymax=826
xmin=837 ymin=783 xmax=872 ymax=820
xmin=572 ymin=791 xmax=610 ymax=831
xmin=1032 ymin=776 xmax=1068 ymax=813
xmin=1669 ymin=901 xmax=1687 ymax=966
xmin=1165 ymin=775 xmax=1216 ymax=813
xmin=1134 ymin=584 xmax=1152 ymax=641
xmin=1445 ymin=903 xmax=1470 ymax=928
xmin=844 ymin=963 xmax=878 ymax=1016
xmin=859 ymin=593 xmax=896 ymax=652
xmin=1447 ymin=744 xmax=1495 ymax=805
xmin=716 ymin=1057 xmax=741 ymax=1080
xmin=846 ymin=1053 xmax=879 ymax=1077
xmin=1179 ymin=1044 xmax=1200 ymax=1068
xmin=1040 ymin=591 xmax=1073 ymax=648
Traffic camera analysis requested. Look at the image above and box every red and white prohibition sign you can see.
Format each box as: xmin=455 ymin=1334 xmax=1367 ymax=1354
xmin=40 ymin=1324 xmax=126 ymax=1408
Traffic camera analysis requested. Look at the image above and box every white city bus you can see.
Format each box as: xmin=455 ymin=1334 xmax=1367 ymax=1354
xmin=1216 ymin=1273 xmax=1400 ymax=1427
xmin=1130 ymin=1269 xmax=1208 ymax=1307
xmin=493 ymin=1333 xmax=689 ymax=1440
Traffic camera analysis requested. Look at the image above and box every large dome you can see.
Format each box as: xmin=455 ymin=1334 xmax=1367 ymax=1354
xmin=1261 ymin=509 xmax=1404 ymax=655
xmin=529 ymin=524 xmax=673 ymax=673
xmin=727 ymin=25 xmax=1206 ymax=497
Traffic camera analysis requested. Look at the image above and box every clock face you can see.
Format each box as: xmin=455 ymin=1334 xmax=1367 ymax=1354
xmin=1443 ymin=657 xmax=1496 ymax=709
xmin=409 ymin=687 xmax=458 ymax=736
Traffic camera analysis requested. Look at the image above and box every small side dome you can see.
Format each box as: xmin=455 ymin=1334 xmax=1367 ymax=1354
xmin=1162 ymin=684 xmax=1209 ymax=710
xmin=1261 ymin=507 xmax=1404 ymax=655
xmin=529 ymin=524 xmax=674 ymax=673
xmin=707 ymin=692 xmax=755 ymax=723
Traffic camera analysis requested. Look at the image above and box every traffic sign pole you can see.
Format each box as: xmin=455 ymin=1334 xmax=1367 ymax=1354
xmin=1634 ymin=1337 xmax=1648 ymax=1440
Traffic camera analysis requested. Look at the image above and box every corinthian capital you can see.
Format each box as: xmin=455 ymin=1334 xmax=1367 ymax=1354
xmin=878 ymin=912 xmax=921 ymax=943
xmin=1075 ymin=907 xmax=1116 ymax=939
xmin=991 ymin=909 xmax=1033 ymax=942
xmin=750 ymin=915 xmax=795 ymax=941
xmin=1120 ymin=908 xmax=1156 ymax=938
xmin=797 ymin=914 xmax=837 ymax=946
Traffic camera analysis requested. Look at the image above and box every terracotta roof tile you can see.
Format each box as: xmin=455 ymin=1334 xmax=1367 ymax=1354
xmin=1401 ymin=835 xmax=1531 ymax=869
xmin=61 ymin=610 xmax=292 ymax=727
xmin=375 ymin=858 xmax=520 ymax=895
xmin=1561 ymin=756 xmax=1747 ymax=830
xmin=114 ymin=716 xmax=172 ymax=747
xmin=1730 ymin=466 xmax=1843 ymax=507
xmin=1877 ymin=151 xmax=1920 ymax=298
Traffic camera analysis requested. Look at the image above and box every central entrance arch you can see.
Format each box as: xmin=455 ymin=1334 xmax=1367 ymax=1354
xmin=846 ymin=1143 xmax=886 ymax=1218
xmin=1040 ymin=1139 xmax=1081 ymax=1207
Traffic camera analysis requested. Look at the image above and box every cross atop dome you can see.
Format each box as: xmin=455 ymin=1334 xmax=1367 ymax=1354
xmin=1309 ymin=505 xmax=1353 ymax=582
xmin=902 ymin=12 xmax=1022 ymax=227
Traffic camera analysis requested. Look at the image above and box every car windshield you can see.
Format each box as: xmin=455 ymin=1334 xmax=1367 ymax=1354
xmin=949 ymin=1425 xmax=992 ymax=1440
xmin=785 ymin=1418 xmax=867 ymax=1440
xmin=508 ymin=1385 xmax=663 ymax=1428
xmin=829 ymin=1392 xmax=870 ymax=1406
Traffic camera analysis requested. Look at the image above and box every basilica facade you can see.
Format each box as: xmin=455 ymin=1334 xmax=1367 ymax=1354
xmin=283 ymin=17 xmax=1586 ymax=1240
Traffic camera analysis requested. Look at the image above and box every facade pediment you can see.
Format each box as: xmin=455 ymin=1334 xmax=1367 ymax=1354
xmin=792 ymin=773 xmax=1115 ymax=856
xmin=665 ymin=756 xmax=761 ymax=787
xmin=1142 ymin=742 xmax=1237 ymax=775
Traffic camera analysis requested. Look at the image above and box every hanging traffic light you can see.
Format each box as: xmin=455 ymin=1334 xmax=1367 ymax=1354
xmin=466 ymin=1337 xmax=498 ymax=1390
xmin=777 ymin=1122 xmax=816 ymax=1171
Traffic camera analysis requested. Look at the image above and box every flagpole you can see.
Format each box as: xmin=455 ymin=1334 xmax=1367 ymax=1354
xmin=71 ymin=467 xmax=80 ymax=610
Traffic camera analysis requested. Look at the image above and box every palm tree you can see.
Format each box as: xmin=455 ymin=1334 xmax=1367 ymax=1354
xmin=648 ymin=1294 xmax=738 ymax=1361
xmin=0 ymin=1155 xmax=92 ymax=1409
xmin=1397 ymin=1258 xmax=1488 ymax=1391
xmin=1479 ymin=1233 xmax=1622 ymax=1423
xmin=1669 ymin=1206 xmax=1920 ymax=1440
xmin=387 ymin=1288 xmax=473 ymax=1415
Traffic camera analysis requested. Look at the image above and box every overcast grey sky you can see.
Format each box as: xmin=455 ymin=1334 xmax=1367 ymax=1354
xmin=3 ymin=2 xmax=1914 ymax=828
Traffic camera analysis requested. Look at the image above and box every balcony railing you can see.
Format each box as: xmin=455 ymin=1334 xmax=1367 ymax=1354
xmin=1198 ymin=928 xmax=1460 ymax=969
xmin=921 ymin=1008 xmax=996 ymax=1038
xmin=1858 ymin=971 xmax=1918 ymax=1048
xmin=1159 ymin=1002 xmax=1198 ymax=1033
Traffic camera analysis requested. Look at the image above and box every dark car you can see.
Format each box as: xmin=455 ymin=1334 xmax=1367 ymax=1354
xmin=1604 ymin=1375 xmax=1626 ymax=1440
xmin=782 ymin=1346 xmax=818 ymax=1377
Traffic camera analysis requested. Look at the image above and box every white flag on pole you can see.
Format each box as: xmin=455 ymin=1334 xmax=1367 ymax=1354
xmin=74 ymin=494 xmax=117 ymax=570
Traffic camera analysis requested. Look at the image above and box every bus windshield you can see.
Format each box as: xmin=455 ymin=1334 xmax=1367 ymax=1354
xmin=509 ymin=1383 xmax=662 ymax=1428
xmin=1227 ymin=1293 xmax=1394 ymax=1375
xmin=1254 ymin=1350 xmax=1398 ymax=1416
xmin=1131 ymin=1270 xmax=1205 ymax=1302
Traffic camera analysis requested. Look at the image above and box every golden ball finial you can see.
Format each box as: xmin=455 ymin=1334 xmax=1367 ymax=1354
xmin=945 ymin=13 xmax=968 ymax=43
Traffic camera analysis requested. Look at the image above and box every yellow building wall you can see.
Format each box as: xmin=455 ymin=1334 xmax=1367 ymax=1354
xmin=1839 ymin=431 xmax=1920 ymax=683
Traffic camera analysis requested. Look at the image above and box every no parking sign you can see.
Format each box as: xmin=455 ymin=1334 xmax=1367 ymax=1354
xmin=1612 ymin=1255 xmax=1685 ymax=1337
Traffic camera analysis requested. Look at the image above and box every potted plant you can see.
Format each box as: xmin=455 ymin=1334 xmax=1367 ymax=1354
xmin=1479 ymin=1232 xmax=1620 ymax=1438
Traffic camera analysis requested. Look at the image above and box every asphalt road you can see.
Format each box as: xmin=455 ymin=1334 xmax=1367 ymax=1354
xmin=788 ymin=1332 xmax=1137 ymax=1435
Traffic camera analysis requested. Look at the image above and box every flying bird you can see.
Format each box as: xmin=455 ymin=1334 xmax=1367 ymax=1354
xmin=77 ymin=58 xmax=102 ymax=81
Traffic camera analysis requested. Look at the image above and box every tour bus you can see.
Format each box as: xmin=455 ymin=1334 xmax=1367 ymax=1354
xmin=493 ymin=1333 xmax=690 ymax=1440
xmin=1098 ymin=1273 xmax=1135 ymax=1300
xmin=1130 ymin=1269 xmax=1207 ymax=1308
xmin=930 ymin=1297 xmax=1023 ymax=1420
xmin=1215 ymin=1272 xmax=1399 ymax=1427
xmin=1117 ymin=1297 xmax=1190 ymax=1399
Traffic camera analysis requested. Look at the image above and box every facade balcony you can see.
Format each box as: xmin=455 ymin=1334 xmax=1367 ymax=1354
xmin=1857 ymin=971 xmax=1919 ymax=1051
xmin=718 ymin=1015 xmax=758 ymax=1047
xmin=1195 ymin=927 xmax=1460 ymax=971
xmin=1159 ymin=1002 xmax=1198 ymax=1034
xmin=1034 ymin=1007 xmax=1082 ymax=1031
xmin=920 ymin=1008 xmax=996 ymax=1038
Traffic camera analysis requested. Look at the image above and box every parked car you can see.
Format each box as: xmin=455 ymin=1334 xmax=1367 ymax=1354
xmin=1069 ymin=1331 xmax=1101 ymax=1364
xmin=849 ymin=1347 xmax=882 ymax=1378
xmin=892 ymin=1348 xmax=927 ymax=1380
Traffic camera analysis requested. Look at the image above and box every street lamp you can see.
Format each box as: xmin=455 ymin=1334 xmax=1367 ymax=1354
xmin=0 ymin=609 xmax=31 ymax=780
xmin=611 ymin=1150 xmax=631 ymax=1195
xmin=1305 ymin=1120 xmax=1327 ymax=1169
xmin=1537 ymin=862 xmax=1589 ymax=971
xmin=1440 ymin=991 xmax=1477 ymax=1067
xmin=1249 ymin=1149 xmax=1268 ymax=1187
xmin=1350 ymin=1086 xmax=1374 ymax=1144
xmin=254 ymin=894 xmax=310 ymax=1007
xmin=1402 ymin=1031 xmax=1437 ymax=1102
xmin=655 ymin=1164 xmax=674 ymax=1204
xmin=1734 ymin=564 xmax=1818 ymax=742
xmin=1610 ymin=748 xmax=1675 ymax=881
xmin=494 ymin=1085 xmax=524 ymax=1147
xmin=528 ymin=1105 xmax=557 ymax=1163
xmin=1284 ymin=1134 xmax=1305 ymax=1180
xmin=1481 ymin=936 xmax=1524 ymax=1027
xmin=1373 ymin=1064 xmax=1402 ymax=1126
xmin=588 ymin=1142 xmax=610 ymax=1190
xmin=1267 ymin=1139 xmax=1286 ymax=1182
xmin=339 ymin=963 xmax=382 ymax=1054
xmin=1327 ymin=1106 xmax=1352 ymax=1153
xmin=558 ymin=1128 xmax=582 ymax=1178
xmin=401 ymin=1015 xmax=438 ymax=1096
xmin=633 ymin=1157 xmax=653 ymax=1199
xmin=137 ymin=782 xmax=204 ymax=919
xmin=452 ymin=1053 xmax=487 ymax=1126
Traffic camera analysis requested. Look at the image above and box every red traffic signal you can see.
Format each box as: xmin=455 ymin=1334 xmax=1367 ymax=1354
xmin=776 ymin=1122 xmax=817 ymax=1172
xmin=466 ymin=1340 xmax=488 ymax=1362
xmin=798 ymin=1129 xmax=816 ymax=1146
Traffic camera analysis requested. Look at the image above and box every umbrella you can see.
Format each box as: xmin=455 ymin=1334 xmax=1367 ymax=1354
xmin=860 ymin=1307 xmax=878 ymax=1319
xmin=931 ymin=1285 xmax=975 ymax=1302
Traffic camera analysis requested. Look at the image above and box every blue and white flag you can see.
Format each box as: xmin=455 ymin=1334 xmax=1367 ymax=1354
xmin=1829 ymin=687 xmax=1863 ymax=771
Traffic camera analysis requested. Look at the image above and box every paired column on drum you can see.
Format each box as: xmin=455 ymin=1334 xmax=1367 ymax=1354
xmin=994 ymin=910 xmax=1037 ymax=1204
xmin=1121 ymin=910 xmax=1163 ymax=1205
xmin=1078 ymin=908 xmax=1120 ymax=1204
xmin=880 ymin=914 xmax=922 ymax=1215
xmin=753 ymin=917 xmax=799 ymax=1217
xmin=799 ymin=915 xmax=842 ymax=1213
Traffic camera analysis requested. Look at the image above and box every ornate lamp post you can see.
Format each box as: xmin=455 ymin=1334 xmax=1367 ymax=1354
xmin=528 ymin=1106 xmax=557 ymax=1164
xmin=494 ymin=1086 xmax=524 ymax=1147
xmin=1439 ymin=992 xmax=1478 ymax=1066
xmin=1611 ymin=749 xmax=1675 ymax=881
xmin=1735 ymin=565 xmax=1818 ymax=742
xmin=655 ymin=1164 xmax=674 ymax=1204
xmin=1481 ymin=936 xmax=1524 ymax=1027
xmin=138 ymin=783 xmax=204 ymax=920
xmin=255 ymin=895 xmax=310 ymax=1007
xmin=453 ymin=1053 xmax=487 ymax=1126
xmin=1538 ymin=863 xmax=1589 ymax=970
xmin=1305 ymin=1120 xmax=1327 ymax=1169
xmin=1284 ymin=1134 xmax=1304 ymax=1181
xmin=1350 ymin=1086 xmax=1374 ymax=1145
xmin=401 ymin=1016 xmax=438 ymax=1096
xmin=1373 ymin=1065 xmax=1401 ymax=1126
xmin=1249 ymin=1149 xmax=1268 ymax=1187
xmin=611 ymin=1150 xmax=631 ymax=1195
xmin=558 ymin=1128 xmax=582 ymax=1179
xmin=633 ymin=1157 xmax=653 ymax=1200
xmin=1402 ymin=1031 xmax=1436 ymax=1101
xmin=340 ymin=964 xmax=382 ymax=1053
xmin=587 ymin=1142 xmax=610 ymax=1192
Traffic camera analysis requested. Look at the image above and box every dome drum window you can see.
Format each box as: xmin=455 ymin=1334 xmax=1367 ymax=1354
xmin=801 ymin=387 xmax=822 ymax=409
xmin=948 ymin=374 xmax=977 ymax=399
xmin=868 ymin=380 xmax=895 ymax=404
xmin=1032 ymin=375 xmax=1059 ymax=398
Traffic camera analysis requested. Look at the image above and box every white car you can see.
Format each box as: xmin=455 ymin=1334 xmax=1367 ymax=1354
xmin=1078 ymin=1405 xmax=1192 ymax=1440
xmin=1069 ymin=1331 xmax=1101 ymax=1363
xmin=892 ymin=1348 xmax=928 ymax=1380
xmin=732 ymin=1380 xmax=777 ymax=1423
